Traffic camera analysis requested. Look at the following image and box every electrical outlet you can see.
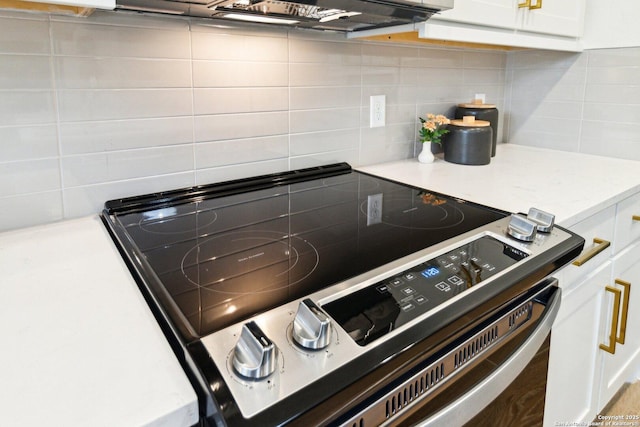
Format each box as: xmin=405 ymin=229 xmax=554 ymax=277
xmin=474 ymin=93 xmax=486 ymax=103
xmin=370 ymin=95 xmax=385 ymax=128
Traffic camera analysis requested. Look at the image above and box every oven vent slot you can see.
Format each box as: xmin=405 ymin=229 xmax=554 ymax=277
xmin=453 ymin=325 xmax=498 ymax=369
xmin=338 ymin=299 xmax=537 ymax=427
xmin=384 ymin=362 xmax=444 ymax=418
xmin=508 ymin=302 xmax=533 ymax=329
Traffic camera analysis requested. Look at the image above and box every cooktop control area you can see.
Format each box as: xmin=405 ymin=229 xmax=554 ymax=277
xmin=200 ymin=214 xmax=575 ymax=419
xmin=323 ymin=236 xmax=527 ymax=346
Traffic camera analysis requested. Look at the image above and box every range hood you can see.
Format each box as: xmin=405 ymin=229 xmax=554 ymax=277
xmin=115 ymin=0 xmax=453 ymax=32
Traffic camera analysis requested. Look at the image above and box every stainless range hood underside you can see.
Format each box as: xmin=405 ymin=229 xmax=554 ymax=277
xmin=115 ymin=0 xmax=453 ymax=32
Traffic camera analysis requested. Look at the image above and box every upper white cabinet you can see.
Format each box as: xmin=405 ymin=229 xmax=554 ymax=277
xmin=421 ymin=0 xmax=585 ymax=50
xmin=354 ymin=0 xmax=586 ymax=51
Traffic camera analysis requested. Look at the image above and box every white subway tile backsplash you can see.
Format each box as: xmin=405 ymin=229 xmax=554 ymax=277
xmin=361 ymin=43 xmax=421 ymax=68
xmin=290 ymin=149 xmax=359 ymax=170
xmin=0 ymin=159 xmax=61 ymax=197
xmin=195 ymin=159 xmax=289 ymax=185
xmin=587 ymin=48 xmax=640 ymax=67
xmin=289 ymin=38 xmax=361 ymax=65
xmin=0 ymin=125 xmax=58 ymax=161
xmin=289 ymin=63 xmax=361 ymax=87
xmin=51 ymin=21 xmax=191 ymax=59
xmin=0 ymin=91 xmax=56 ymax=126
xmin=59 ymin=117 xmax=193 ymax=155
xmin=582 ymin=103 xmax=640 ymax=124
xmin=195 ymin=135 xmax=288 ymax=168
xmin=584 ymin=84 xmax=640 ymax=104
xmin=0 ymin=191 xmax=63 ymax=232
xmin=587 ymin=66 xmax=640 ymax=85
xmin=194 ymin=88 xmax=288 ymax=115
xmin=61 ymin=145 xmax=194 ymax=186
xmin=63 ymin=172 xmax=195 ymax=218
xmin=0 ymin=17 xmax=50 ymax=54
xmin=57 ymin=89 xmax=193 ymax=122
xmin=192 ymin=32 xmax=288 ymax=61
xmin=195 ymin=112 xmax=288 ymax=142
xmin=290 ymin=129 xmax=359 ymax=156
xmin=290 ymin=108 xmax=360 ymax=134
xmin=290 ymin=87 xmax=360 ymax=110
xmin=0 ymin=55 xmax=51 ymax=90
xmin=54 ymin=57 xmax=192 ymax=89
xmin=193 ymin=61 xmax=288 ymax=88
xmin=463 ymin=51 xmax=506 ymax=69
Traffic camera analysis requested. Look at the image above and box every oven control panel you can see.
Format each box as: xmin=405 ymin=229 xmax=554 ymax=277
xmin=322 ymin=236 xmax=527 ymax=346
xmin=201 ymin=214 xmax=575 ymax=419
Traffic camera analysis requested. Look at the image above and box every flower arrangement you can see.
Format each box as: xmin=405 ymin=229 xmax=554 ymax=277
xmin=419 ymin=114 xmax=450 ymax=145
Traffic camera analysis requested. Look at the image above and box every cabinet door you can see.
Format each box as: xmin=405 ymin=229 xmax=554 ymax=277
xmin=520 ymin=0 xmax=585 ymax=38
xmin=430 ymin=0 xmax=521 ymax=30
xmin=544 ymin=263 xmax=610 ymax=426
xmin=598 ymin=241 xmax=640 ymax=409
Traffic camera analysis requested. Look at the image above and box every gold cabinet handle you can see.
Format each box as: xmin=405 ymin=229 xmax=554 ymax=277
xmin=529 ymin=0 xmax=542 ymax=9
xmin=633 ymin=215 xmax=640 ymax=221
xmin=614 ymin=279 xmax=631 ymax=345
xmin=572 ymin=237 xmax=611 ymax=266
xmin=600 ymin=285 xmax=622 ymax=354
xmin=518 ymin=0 xmax=531 ymax=8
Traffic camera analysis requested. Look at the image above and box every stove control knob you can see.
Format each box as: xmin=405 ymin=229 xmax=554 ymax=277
xmin=507 ymin=214 xmax=537 ymax=242
xmin=292 ymin=299 xmax=331 ymax=350
xmin=527 ymin=208 xmax=555 ymax=233
xmin=232 ymin=321 xmax=276 ymax=380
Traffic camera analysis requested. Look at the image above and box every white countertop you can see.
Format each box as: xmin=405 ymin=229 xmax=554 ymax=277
xmin=0 ymin=216 xmax=198 ymax=427
xmin=358 ymin=144 xmax=640 ymax=227
xmin=1 ymin=144 xmax=638 ymax=426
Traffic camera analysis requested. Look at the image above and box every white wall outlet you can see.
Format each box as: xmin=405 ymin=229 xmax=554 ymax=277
xmin=474 ymin=93 xmax=486 ymax=103
xmin=370 ymin=95 xmax=386 ymax=128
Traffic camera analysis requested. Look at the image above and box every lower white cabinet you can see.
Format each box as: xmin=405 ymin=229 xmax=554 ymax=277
xmin=545 ymin=192 xmax=640 ymax=425
xmin=545 ymin=263 xmax=610 ymax=426
xmin=598 ymin=240 xmax=640 ymax=408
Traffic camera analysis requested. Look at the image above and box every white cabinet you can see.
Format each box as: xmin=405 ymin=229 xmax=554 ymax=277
xmin=432 ymin=0 xmax=585 ymax=38
xmin=544 ymin=206 xmax=615 ymax=426
xmin=597 ymin=204 xmax=640 ymax=407
xmin=544 ymin=192 xmax=640 ymax=426
xmin=545 ymin=263 xmax=609 ymax=426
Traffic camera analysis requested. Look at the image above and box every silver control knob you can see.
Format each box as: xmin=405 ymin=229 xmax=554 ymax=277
xmin=232 ymin=321 xmax=276 ymax=379
xmin=507 ymin=214 xmax=538 ymax=242
xmin=292 ymin=299 xmax=331 ymax=350
xmin=527 ymin=207 xmax=555 ymax=233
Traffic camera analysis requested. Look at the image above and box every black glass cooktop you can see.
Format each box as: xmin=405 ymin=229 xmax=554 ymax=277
xmin=106 ymin=163 xmax=507 ymax=340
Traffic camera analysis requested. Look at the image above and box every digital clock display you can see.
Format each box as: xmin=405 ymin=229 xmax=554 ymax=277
xmin=421 ymin=266 xmax=440 ymax=278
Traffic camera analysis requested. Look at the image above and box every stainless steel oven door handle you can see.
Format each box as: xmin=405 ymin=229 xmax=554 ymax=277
xmin=415 ymin=284 xmax=561 ymax=427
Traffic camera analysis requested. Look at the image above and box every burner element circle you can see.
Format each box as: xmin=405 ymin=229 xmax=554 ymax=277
xmin=181 ymin=231 xmax=319 ymax=295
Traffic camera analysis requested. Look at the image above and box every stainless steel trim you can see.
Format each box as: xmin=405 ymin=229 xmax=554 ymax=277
xmin=415 ymin=280 xmax=560 ymax=427
xmin=338 ymin=288 xmax=544 ymax=427
xmin=202 ymin=216 xmax=572 ymax=418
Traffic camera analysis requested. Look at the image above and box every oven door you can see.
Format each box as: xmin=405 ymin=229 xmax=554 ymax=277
xmin=313 ymin=277 xmax=560 ymax=427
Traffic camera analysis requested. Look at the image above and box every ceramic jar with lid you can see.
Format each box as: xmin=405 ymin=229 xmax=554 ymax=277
xmin=455 ymin=101 xmax=498 ymax=157
xmin=443 ymin=116 xmax=492 ymax=166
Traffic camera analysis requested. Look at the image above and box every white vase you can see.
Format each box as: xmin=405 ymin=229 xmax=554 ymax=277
xmin=418 ymin=143 xmax=435 ymax=164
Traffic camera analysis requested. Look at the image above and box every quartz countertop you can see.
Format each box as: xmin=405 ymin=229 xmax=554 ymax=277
xmin=1 ymin=144 xmax=638 ymax=426
xmin=358 ymin=144 xmax=640 ymax=227
xmin=0 ymin=216 xmax=198 ymax=427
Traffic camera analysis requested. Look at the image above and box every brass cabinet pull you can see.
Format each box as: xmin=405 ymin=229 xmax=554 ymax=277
xmin=518 ymin=0 xmax=531 ymax=8
xmin=529 ymin=0 xmax=542 ymax=9
xmin=600 ymin=279 xmax=632 ymax=354
xmin=614 ymin=279 xmax=631 ymax=345
xmin=633 ymin=215 xmax=640 ymax=221
xmin=572 ymin=237 xmax=611 ymax=266
xmin=600 ymin=286 xmax=622 ymax=354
